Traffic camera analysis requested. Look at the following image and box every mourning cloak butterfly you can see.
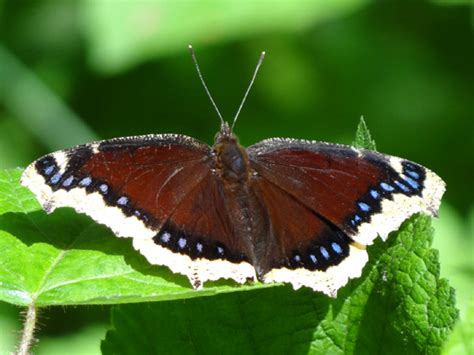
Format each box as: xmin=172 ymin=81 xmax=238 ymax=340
xmin=21 ymin=47 xmax=445 ymax=296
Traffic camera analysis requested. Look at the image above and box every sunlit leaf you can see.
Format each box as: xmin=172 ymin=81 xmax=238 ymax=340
xmin=103 ymin=215 xmax=458 ymax=354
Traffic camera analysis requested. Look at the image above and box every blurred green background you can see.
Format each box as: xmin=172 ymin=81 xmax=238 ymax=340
xmin=0 ymin=1 xmax=472 ymax=353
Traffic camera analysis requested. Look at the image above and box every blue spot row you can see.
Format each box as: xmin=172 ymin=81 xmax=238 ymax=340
xmin=290 ymin=238 xmax=348 ymax=271
xmin=348 ymin=161 xmax=425 ymax=231
xmin=402 ymin=161 xmax=424 ymax=192
xmin=156 ymin=230 xmax=228 ymax=258
xmin=37 ymin=159 xmax=153 ymax=227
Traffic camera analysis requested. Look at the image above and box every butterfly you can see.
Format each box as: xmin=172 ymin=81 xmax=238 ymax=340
xmin=21 ymin=47 xmax=445 ymax=297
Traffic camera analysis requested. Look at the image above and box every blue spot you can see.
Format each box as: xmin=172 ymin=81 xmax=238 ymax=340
xmin=293 ymin=254 xmax=302 ymax=262
xmin=404 ymin=162 xmax=416 ymax=170
xmin=160 ymin=232 xmax=171 ymax=243
xmin=217 ymin=246 xmax=225 ymax=256
xmin=117 ymin=196 xmax=128 ymax=205
xmin=178 ymin=238 xmax=187 ymax=249
xmin=403 ymin=176 xmax=419 ymax=190
xmin=309 ymin=254 xmax=317 ymax=264
xmin=358 ymin=202 xmax=370 ymax=212
xmin=331 ymin=242 xmax=343 ymax=254
xmin=405 ymin=169 xmax=420 ymax=180
xmin=320 ymin=247 xmax=330 ymax=260
xmin=99 ymin=184 xmax=108 ymax=194
xmin=134 ymin=210 xmax=141 ymax=217
xmin=380 ymin=182 xmax=395 ymax=192
xmin=196 ymin=242 xmax=203 ymax=253
xmin=43 ymin=165 xmax=55 ymax=176
xmin=50 ymin=173 xmax=61 ymax=185
xmin=370 ymin=189 xmax=380 ymax=199
xmin=394 ymin=180 xmax=410 ymax=193
xmin=351 ymin=214 xmax=362 ymax=226
xmin=62 ymin=176 xmax=74 ymax=187
xmin=79 ymin=177 xmax=92 ymax=187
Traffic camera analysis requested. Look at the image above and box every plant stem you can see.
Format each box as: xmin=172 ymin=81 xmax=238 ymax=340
xmin=16 ymin=304 xmax=37 ymax=355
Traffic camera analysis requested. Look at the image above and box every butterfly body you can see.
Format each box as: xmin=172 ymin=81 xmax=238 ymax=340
xmin=202 ymin=123 xmax=276 ymax=279
xmin=21 ymin=122 xmax=445 ymax=296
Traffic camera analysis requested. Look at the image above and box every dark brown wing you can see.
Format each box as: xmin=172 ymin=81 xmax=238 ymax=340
xmin=251 ymin=176 xmax=351 ymax=270
xmin=153 ymin=172 xmax=250 ymax=263
xmin=21 ymin=134 xmax=256 ymax=287
xmin=247 ymin=138 xmax=445 ymax=295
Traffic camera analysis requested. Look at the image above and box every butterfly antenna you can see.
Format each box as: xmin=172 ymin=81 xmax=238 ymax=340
xmin=188 ymin=45 xmax=225 ymax=127
xmin=231 ymin=51 xmax=266 ymax=132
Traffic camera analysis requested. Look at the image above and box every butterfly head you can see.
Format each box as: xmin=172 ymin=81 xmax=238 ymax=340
xmin=214 ymin=121 xmax=233 ymax=142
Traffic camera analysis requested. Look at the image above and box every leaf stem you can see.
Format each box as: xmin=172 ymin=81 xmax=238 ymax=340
xmin=16 ymin=304 xmax=37 ymax=355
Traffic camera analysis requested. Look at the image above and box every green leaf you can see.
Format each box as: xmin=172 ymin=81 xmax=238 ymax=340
xmin=103 ymin=215 xmax=458 ymax=354
xmin=0 ymin=168 xmax=266 ymax=307
xmin=353 ymin=116 xmax=377 ymax=150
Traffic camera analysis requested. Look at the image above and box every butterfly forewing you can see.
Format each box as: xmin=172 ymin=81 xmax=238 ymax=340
xmin=248 ymin=138 xmax=444 ymax=246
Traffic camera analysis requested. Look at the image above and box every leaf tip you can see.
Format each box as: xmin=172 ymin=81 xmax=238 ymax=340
xmin=353 ymin=115 xmax=377 ymax=151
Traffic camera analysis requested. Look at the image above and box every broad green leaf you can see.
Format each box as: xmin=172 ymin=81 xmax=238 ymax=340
xmin=80 ymin=0 xmax=368 ymax=73
xmin=353 ymin=116 xmax=377 ymax=151
xmin=103 ymin=215 xmax=458 ymax=354
xmin=0 ymin=168 xmax=266 ymax=306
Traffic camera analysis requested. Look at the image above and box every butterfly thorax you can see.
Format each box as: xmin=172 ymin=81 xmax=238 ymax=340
xmin=214 ymin=134 xmax=250 ymax=185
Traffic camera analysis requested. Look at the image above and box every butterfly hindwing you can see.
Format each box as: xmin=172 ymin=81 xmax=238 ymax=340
xmin=139 ymin=172 xmax=256 ymax=287
xmin=251 ymin=175 xmax=368 ymax=296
